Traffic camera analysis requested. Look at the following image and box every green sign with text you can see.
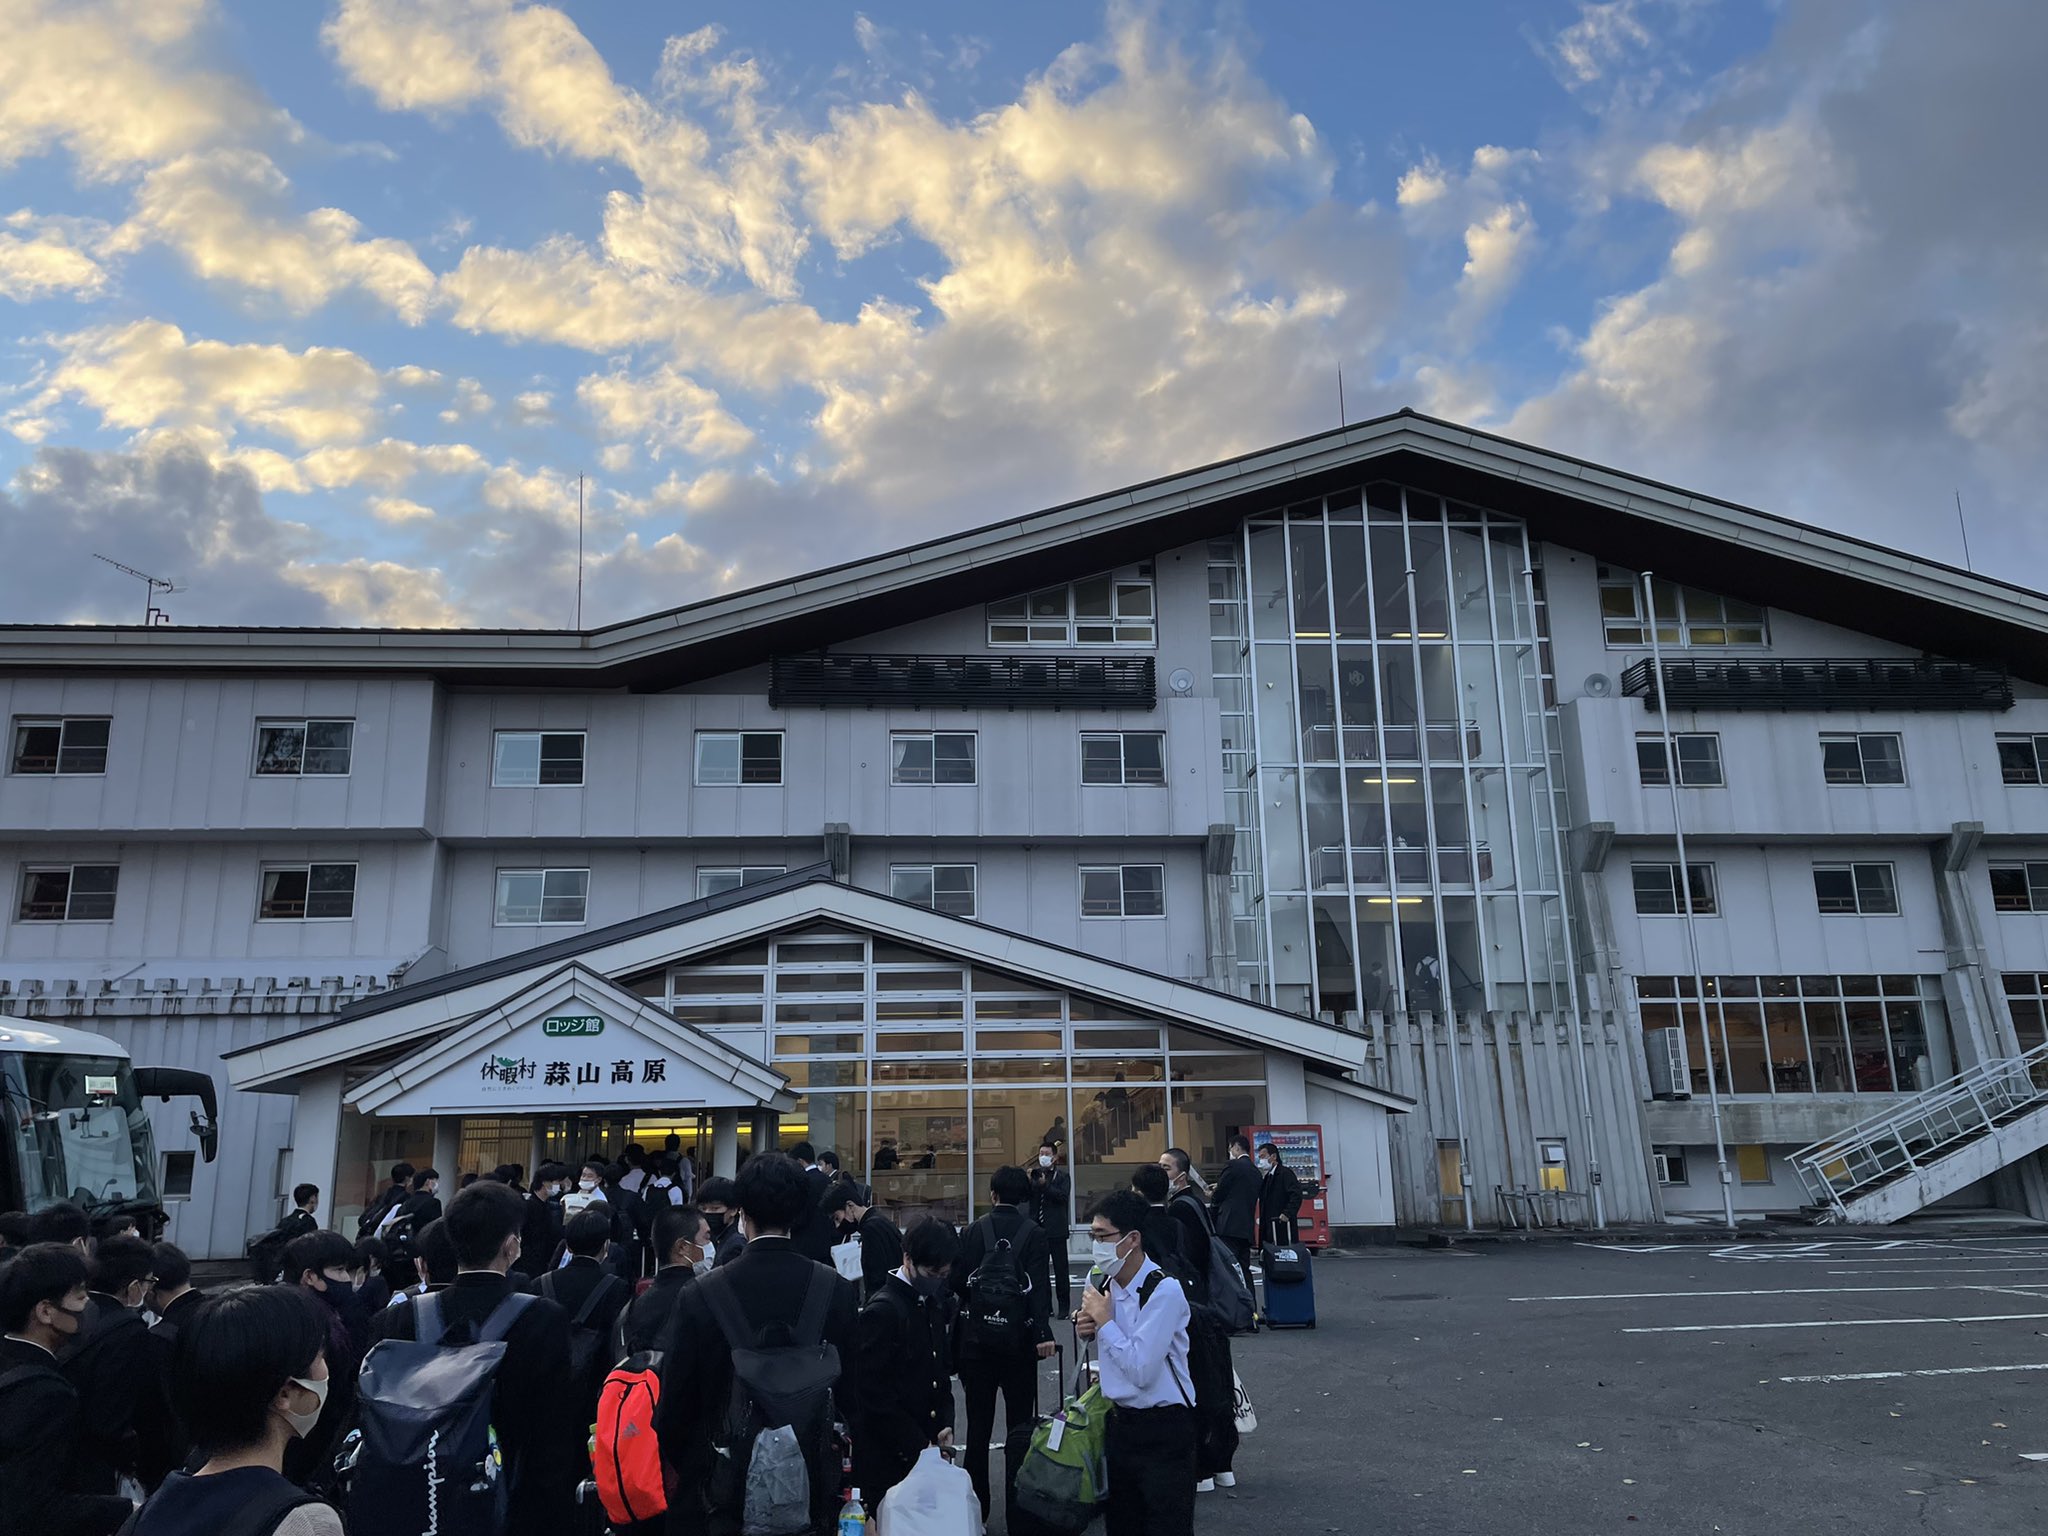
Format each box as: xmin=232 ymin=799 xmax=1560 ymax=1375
xmin=542 ymin=1013 xmax=604 ymax=1038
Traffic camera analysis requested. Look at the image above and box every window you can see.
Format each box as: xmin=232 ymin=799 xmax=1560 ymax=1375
xmin=1631 ymin=861 xmax=1716 ymax=916
xmin=161 ymin=1150 xmax=196 ymax=1200
xmin=495 ymin=868 xmax=589 ymax=925
xmin=1652 ymin=1146 xmax=1688 ymax=1186
xmin=9 ymin=717 xmax=109 ymax=775
xmin=988 ymin=572 xmax=1155 ymax=646
xmin=1596 ymin=567 xmax=1767 ymax=648
xmin=697 ymin=866 xmax=785 ymax=899
xmin=1637 ymin=973 xmax=1936 ymax=1098
xmin=253 ymin=719 xmax=353 ymax=777
xmin=696 ymin=732 xmax=784 ymax=786
xmin=1991 ymin=862 xmax=2048 ymax=915
xmin=1636 ymin=733 xmax=1723 ymax=788
xmin=492 ymin=730 xmax=585 ymax=787
xmin=2003 ymin=973 xmax=2048 ymax=1052
xmin=1814 ymin=863 xmax=1899 ymax=916
xmin=1821 ymin=733 xmax=1904 ymax=785
xmin=1735 ymin=1144 xmax=1772 ymax=1184
xmin=1080 ymin=863 xmax=1166 ymax=918
xmin=1081 ymin=732 xmax=1167 ymax=787
xmin=1997 ymin=734 xmax=2048 ymax=786
xmin=891 ymin=732 xmax=976 ymax=786
xmin=891 ymin=864 xmax=978 ymax=918
xmin=16 ymin=864 xmax=118 ymax=922
xmin=258 ymin=862 xmax=357 ymax=921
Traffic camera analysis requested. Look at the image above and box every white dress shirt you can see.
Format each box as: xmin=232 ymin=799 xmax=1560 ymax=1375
xmin=1096 ymin=1256 xmax=1194 ymax=1410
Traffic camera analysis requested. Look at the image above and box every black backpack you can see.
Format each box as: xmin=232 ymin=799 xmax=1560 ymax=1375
xmin=540 ymin=1267 xmax=625 ymax=1416
xmin=699 ymin=1265 xmax=843 ymax=1536
xmin=117 ymin=1469 xmax=318 ymax=1536
xmin=959 ymin=1215 xmax=1033 ymax=1356
xmin=345 ymin=1290 xmax=536 ymax=1536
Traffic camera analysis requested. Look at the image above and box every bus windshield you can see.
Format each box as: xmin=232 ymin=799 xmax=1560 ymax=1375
xmin=1 ymin=1051 xmax=160 ymax=1213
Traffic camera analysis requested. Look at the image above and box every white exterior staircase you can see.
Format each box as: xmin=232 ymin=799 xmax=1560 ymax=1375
xmin=1791 ymin=1044 xmax=2048 ymax=1224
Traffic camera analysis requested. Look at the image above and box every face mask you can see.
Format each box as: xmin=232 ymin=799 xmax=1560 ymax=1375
xmin=279 ymin=1374 xmax=330 ymax=1440
xmin=578 ymin=1178 xmax=598 ymax=1193
xmin=704 ymin=1213 xmax=728 ymax=1239
xmin=52 ymin=1301 xmax=88 ymax=1336
xmin=1259 ymin=1160 xmax=1276 ymax=1174
xmin=1089 ymin=1236 xmax=1130 ymax=1274
xmin=1038 ymin=1155 xmax=1054 ymax=1168
xmin=910 ymin=1270 xmax=949 ymax=1301
xmin=692 ymin=1250 xmax=714 ymax=1278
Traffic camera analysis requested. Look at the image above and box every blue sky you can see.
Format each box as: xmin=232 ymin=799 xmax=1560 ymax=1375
xmin=1 ymin=1 xmax=2041 ymax=627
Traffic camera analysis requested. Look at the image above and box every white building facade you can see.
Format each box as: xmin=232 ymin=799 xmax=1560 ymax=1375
xmin=4 ymin=411 xmax=2046 ymax=1255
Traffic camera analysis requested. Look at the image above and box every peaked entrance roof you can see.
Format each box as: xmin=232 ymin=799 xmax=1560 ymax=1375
xmin=224 ymin=867 xmax=1405 ymax=1106
xmin=9 ymin=410 xmax=2046 ymax=686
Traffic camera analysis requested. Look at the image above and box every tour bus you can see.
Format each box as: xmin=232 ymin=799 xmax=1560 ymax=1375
xmin=0 ymin=1016 xmax=218 ymax=1238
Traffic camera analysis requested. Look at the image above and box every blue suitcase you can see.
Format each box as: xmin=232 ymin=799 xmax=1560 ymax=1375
xmin=1261 ymin=1241 xmax=1316 ymax=1328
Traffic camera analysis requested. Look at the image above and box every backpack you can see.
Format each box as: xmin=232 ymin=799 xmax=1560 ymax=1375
xmin=959 ymin=1215 xmax=1033 ymax=1356
xmin=1012 ymin=1357 xmax=1112 ymax=1533
xmin=1172 ymin=1190 xmax=1254 ymax=1333
xmin=593 ymin=1345 xmax=667 ymax=1527
xmin=1135 ymin=1271 xmax=1238 ymax=1479
xmin=117 ymin=1469 xmax=318 ymax=1536
xmin=345 ymin=1290 xmax=536 ymax=1536
xmin=540 ymin=1268 xmax=626 ymax=1418
xmin=699 ymin=1264 xmax=843 ymax=1536
xmin=355 ymin=1187 xmax=402 ymax=1241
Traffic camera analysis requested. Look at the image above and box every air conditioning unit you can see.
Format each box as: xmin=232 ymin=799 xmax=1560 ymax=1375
xmin=1645 ymin=1026 xmax=1691 ymax=1100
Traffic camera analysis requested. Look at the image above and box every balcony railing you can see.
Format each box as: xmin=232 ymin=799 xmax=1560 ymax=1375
xmin=1312 ymin=843 xmax=1494 ymax=889
xmin=1620 ymin=656 xmax=2013 ymax=713
xmin=1301 ymin=719 xmax=1486 ymax=763
xmin=769 ymin=652 xmax=1156 ymax=710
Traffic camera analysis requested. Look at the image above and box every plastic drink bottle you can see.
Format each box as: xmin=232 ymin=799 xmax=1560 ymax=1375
xmin=838 ymin=1487 xmax=867 ymax=1535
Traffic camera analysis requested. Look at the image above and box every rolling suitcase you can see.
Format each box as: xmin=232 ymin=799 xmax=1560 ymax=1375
xmin=1003 ymin=1343 xmax=1068 ymax=1536
xmin=1261 ymin=1220 xmax=1316 ymax=1329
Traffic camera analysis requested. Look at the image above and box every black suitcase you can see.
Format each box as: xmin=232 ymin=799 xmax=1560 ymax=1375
xmin=1003 ymin=1344 xmax=1068 ymax=1536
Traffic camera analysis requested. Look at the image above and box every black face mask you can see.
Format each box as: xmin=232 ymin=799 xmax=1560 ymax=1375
xmin=704 ymin=1213 xmax=728 ymax=1240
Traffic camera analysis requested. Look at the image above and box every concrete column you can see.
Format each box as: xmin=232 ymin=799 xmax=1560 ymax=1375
xmin=287 ymin=1068 xmax=345 ymax=1231
xmin=432 ymin=1116 xmax=463 ymax=1181
xmin=712 ymin=1109 xmax=740 ymax=1177
xmin=751 ymin=1110 xmax=779 ymax=1153
xmin=1933 ymin=825 xmax=2016 ymax=1067
xmin=528 ymin=1122 xmax=547 ymax=1183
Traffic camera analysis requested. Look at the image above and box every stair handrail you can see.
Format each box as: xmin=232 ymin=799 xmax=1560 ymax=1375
xmin=1788 ymin=1041 xmax=2048 ymax=1217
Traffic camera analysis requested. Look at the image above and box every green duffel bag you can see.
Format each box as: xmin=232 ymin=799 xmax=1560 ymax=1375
xmin=1014 ymin=1373 xmax=1113 ymax=1533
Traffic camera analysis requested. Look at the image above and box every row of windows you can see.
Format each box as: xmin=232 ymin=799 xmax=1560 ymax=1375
xmin=1635 ymin=731 xmax=1907 ymax=788
xmin=12 ymin=861 xmax=1170 ymax=927
xmin=986 ymin=573 xmax=1156 ymax=647
xmin=1631 ymin=859 xmax=2048 ymax=918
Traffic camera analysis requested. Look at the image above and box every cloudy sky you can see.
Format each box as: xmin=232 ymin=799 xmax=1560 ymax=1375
xmin=1 ymin=0 xmax=2042 ymax=628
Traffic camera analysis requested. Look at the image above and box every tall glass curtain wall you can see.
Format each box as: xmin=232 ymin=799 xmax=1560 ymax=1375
xmin=1220 ymin=484 xmax=1574 ymax=1023
xmin=652 ymin=931 xmax=1270 ymax=1228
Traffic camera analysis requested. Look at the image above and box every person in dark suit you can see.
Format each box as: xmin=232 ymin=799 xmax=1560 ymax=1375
xmin=621 ymin=1206 xmax=711 ymax=1357
xmin=1159 ymin=1149 xmax=1215 ymax=1310
xmin=845 ymin=1216 xmax=958 ymax=1512
xmin=949 ymin=1166 xmax=1056 ymax=1521
xmin=787 ymin=1142 xmax=836 ymax=1264
xmin=695 ymin=1176 xmax=746 ymax=1270
xmin=539 ymin=1206 xmax=631 ymax=1413
xmin=1256 ymin=1142 xmax=1305 ymax=1245
xmin=144 ymin=1242 xmax=204 ymax=1475
xmin=369 ymin=1180 xmax=578 ymax=1536
xmin=249 ymin=1184 xmax=320 ymax=1284
xmin=653 ymin=1154 xmax=857 ymax=1530
xmin=1128 ymin=1164 xmax=1185 ymax=1276
xmin=823 ymin=1184 xmax=903 ymax=1301
xmin=1209 ymin=1135 xmax=1261 ymax=1310
xmin=65 ymin=1232 xmax=179 ymax=1494
xmin=0 ymin=1243 xmax=131 ymax=1536
xmin=513 ymin=1161 xmax=567 ymax=1282
xmin=1025 ymin=1140 xmax=1074 ymax=1315
xmin=355 ymin=1163 xmax=413 ymax=1241
xmin=281 ymin=1230 xmax=368 ymax=1495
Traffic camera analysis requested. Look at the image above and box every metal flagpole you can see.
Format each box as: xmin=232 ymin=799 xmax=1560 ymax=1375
xmin=1642 ymin=572 xmax=1736 ymax=1232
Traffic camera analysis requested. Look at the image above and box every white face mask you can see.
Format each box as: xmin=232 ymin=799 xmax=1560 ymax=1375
xmin=1089 ymin=1234 xmax=1131 ymax=1274
xmin=1038 ymin=1155 xmax=1054 ymax=1168
xmin=578 ymin=1178 xmax=598 ymax=1193
xmin=279 ymin=1373 xmax=329 ymax=1440
xmin=692 ymin=1251 xmax=714 ymax=1278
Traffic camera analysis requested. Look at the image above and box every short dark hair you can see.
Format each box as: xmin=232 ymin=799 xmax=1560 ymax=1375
xmin=443 ymin=1181 xmax=525 ymax=1269
xmin=1228 ymin=1134 xmax=1251 ymax=1156
xmin=735 ymin=1153 xmax=808 ymax=1232
xmin=564 ymin=1209 xmax=611 ymax=1257
xmin=1090 ymin=1190 xmax=1148 ymax=1236
xmin=655 ymin=1154 xmax=681 ymax=1179
xmin=293 ymin=1183 xmax=319 ymax=1208
xmin=624 ymin=1144 xmax=646 ymax=1167
xmin=823 ymin=1182 xmax=862 ymax=1216
xmin=175 ymin=1285 xmax=324 ymax=1454
xmin=654 ymin=1205 xmax=708 ymax=1260
xmin=696 ymin=1176 xmax=737 ymax=1209
xmin=1162 ymin=1148 xmax=1192 ymax=1176
xmin=902 ymin=1215 xmax=959 ymax=1270
xmin=989 ymin=1165 xmax=1031 ymax=1206
xmin=390 ymin=1162 xmax=415 ymax=1185
xmin=1255 ymin=1142 xmax=1279 ymax=1159
xmin=29 ymin=1201 xmax=89 ymax=1246
xmin=536 ymin=1161 xmax=568 ymax=1184
xmin=412 ymin=1167 xmax=440 ymax=1188
xmin=790 ymin=1141 xmax=816 ymax=1163
xmin=457 ymin=1173 xmax=479 ymax=1190
xmin=579 ymin=1158 xmax=609 ymax=1180
xmin=283 ymin=1230 xmax=354 ymax=1282
xmin=414 ymin=1218 xmax=458 ymax=1287
xmin=1038 ymin=1140 xmax=1058 ymax=1154
xmin=1130 ymin=1164 xmax=1169 ymax=1203
xmin=355 ymin=1237 xmax=388 ymax=1266
xmin=0 ymin=1211 xmax=29 ymax=1248
xmin=0 ymin=1243 xmax=88 ymax=1330
xmin=817 ymin=1150 xmax=840 ymax=1171
xmin=151 ymin=1242 xmax=192 ymax=1294
xmin=92 ymin=1212 xmax=139 ymax=1244
xmin=90 ymin=1234 xmax=157 ymax=1295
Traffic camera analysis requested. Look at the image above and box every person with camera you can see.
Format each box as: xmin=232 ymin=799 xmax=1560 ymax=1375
xmin=1024 ymin=1140 xmax=1072 ymax=1316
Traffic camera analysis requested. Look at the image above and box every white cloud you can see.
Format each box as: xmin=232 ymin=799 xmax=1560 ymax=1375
xmin=0 ymin=210 xmax=110 ymax=300
xmin=1456 ymin=201 xmax=1536 ymax=324
xmin=576 ymin=366 xmax=753 ymax=460
xmin=367 ymin=494 xmax=435 ymax=523
xmin=1547 ymin=1 xmax=1652 ymax=86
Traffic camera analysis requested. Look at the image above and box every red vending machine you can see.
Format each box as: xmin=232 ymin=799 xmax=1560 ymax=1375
xmin=1244 ymin=1123 xmax=1329 ymax=1249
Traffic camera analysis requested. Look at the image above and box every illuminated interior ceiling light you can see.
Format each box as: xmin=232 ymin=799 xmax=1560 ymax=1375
xmin=1358 ymin=776 xmax=1418 ymax=786
xmin=1294 ymin=631 xmax=1331 ymax=639
xmin=1366 ymin=896 xmax=1428 ymax=905
xmin=1389 ymin=631 xmax=1448 ymax=640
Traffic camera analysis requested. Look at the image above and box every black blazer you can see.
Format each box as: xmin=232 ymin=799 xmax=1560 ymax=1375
xmin=948 ymin=1205 xmax=1053 ymax=1354
xmin=0 ymin=1337 xmax=131 ymax=1536
xmin=621 ymin=1264 xmax=695 ymax=1357
xmin=513 ymin=1192 xmax=562 ymax=1280
xmin=540 ymin=1255 xmax=630 ymax=1340
xmin=1259 ymin=1162 xmax=1305 ymax=1239
xmin=844 ymin=1274 xmax=955 ymax=1502
xmin=852 ymin=1210 xmax=903 ymax=1302
xmin=789 ymin=1166 xmax=836 ymax=1263
xmin=1024 ymin=1162 xmax=1072 ymax=1235
xmin=370 ymin=1271 xmax=578 ymax=1536
xmin=64 ymin=1293 xmax=178 ymax=1492
xmin=1165 ymin=1191 xmax=1215 ymax=1305
xmin=653 ymin=1236 xmax=857 ymax=1508
xmin=1210 ymin=1157 xmax=1260 ymax=1243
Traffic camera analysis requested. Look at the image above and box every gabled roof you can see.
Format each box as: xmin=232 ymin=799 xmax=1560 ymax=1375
xmin=224 ymin=867 xmax=1407 ymax=1106
xmin=9 ymin=409 xmax=2046 ymax=687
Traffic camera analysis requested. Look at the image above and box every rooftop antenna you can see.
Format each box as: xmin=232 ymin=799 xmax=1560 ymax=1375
xmin=1953 ymin=489 xmax=1974 ymax=573
xmin=575 ymin=472 xmax=585 ymax=629
xmin=92 ymin=554 xmax=180 ymax=625
xmin=1337 ymin=366 xmax=1347 ymax=428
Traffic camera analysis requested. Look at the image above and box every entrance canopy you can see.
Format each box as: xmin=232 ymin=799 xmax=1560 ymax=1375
xmin=341 ymin=963 xmax=795 ymax=1118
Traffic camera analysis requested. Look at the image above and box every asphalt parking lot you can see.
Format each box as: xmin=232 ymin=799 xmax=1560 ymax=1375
xmin=995 ymin=1233 xmax=2048 ymax=1534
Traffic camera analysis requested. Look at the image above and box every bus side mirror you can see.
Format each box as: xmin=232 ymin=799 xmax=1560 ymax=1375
xmin=133 ymin=1067 xmax=221 ymax=1164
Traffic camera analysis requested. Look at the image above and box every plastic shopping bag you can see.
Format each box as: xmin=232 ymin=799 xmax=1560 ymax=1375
xmin=876 ymin=1445 xmax=983 ymax=1535
xmin=831 ymin=1237 xmax=865 ymax=1283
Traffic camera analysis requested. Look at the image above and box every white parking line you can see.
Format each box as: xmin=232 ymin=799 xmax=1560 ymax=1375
xmin=2021 ymin=1452 xmax=2048 ymax=1461
xmin=1628 ymin=1311 xmax=2048 ymax=1333
xmin=1778 ymin=1363 xmax=2048 ymax=1383
xmin=1828 ymin=1266 xmax=2048 ymax=1277
xmin=1510 ymin=1284 xmax=2043 ymax=1302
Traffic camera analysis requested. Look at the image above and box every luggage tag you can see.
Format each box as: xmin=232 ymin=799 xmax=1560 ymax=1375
xmin=1047 ymin=1413 xmax=1067 ymax=1452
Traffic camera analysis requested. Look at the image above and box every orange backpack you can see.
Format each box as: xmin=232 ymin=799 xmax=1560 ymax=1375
xmin=593 ymin=1350 xmax=667 ymax=1525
